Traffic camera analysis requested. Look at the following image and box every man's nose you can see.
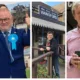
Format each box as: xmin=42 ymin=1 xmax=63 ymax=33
xmin=2 ymin=20 xmax=6 ymax=23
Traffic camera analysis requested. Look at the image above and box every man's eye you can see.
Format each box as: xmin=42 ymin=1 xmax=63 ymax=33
xmin=0 ymin=18 xmax=10 ymax=22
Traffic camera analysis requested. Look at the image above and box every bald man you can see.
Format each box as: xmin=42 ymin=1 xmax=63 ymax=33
xmin=0 ymin=4 xmax=30 ymax=78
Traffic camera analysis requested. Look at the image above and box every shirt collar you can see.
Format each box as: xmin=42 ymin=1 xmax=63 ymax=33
xmin=1 ymin=27 xmax=12 ymax=34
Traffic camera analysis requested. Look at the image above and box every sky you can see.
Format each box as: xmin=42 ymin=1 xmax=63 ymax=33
xmin=0 ymin=2 xmax=63 ymax=11
xmin=1 ymin=2 xmax=30 ymax=11
xmin=44 ymin=2 xmax=63 ymax=7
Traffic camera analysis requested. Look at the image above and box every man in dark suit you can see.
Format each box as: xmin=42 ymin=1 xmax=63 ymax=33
xmin=39 ymin=31 xmax=60 ymax=78
xmin=0 ymin=4 xmax=30 ymax=78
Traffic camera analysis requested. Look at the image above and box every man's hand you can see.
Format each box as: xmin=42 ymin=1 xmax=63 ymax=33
xmin=39 ymin=48 xmax=44 ymax=51
xmin=70 ymin=54 xmax=80 ymax=68
xmin=46 ymin=47 xmax=50 ymax=51
xmin=25 ymin=13 xmax=30 ymax=27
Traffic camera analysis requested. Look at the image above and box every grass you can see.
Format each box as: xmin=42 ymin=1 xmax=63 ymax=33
xmin=26 ymin=68 xmax=30 ymax=78
xmin=59 ymin=57 xmax=65 ymax=65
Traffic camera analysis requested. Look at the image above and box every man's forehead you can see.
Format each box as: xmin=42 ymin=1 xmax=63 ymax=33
xmin=47 ymin=34 xmax=53 ymax=36
xmin=75 ymin=5 xmax=80 ymax=10
xmin=0 ymin=9 xmax=12 ymax=18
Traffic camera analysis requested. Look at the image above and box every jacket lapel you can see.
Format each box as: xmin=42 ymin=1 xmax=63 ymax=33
xmin=0 ymin=31 xmax=9 ymax=52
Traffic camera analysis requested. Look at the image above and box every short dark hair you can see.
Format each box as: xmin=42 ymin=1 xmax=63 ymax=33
xmin=0 ymin=4 xmax=8 ymax=9
xmin=47 ymin=31 xmax=54 ymax=35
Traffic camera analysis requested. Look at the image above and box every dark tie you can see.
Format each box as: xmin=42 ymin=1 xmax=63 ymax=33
xmin=4 ymin=32 xmax=14 ymax=62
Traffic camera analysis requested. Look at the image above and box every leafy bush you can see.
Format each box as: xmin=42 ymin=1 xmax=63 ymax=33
xmin=37 ymin=64 xmax=50 ymax=78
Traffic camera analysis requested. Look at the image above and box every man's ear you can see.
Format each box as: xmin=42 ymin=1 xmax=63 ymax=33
xmin=11 ymin=16 xmax=14 ymax=22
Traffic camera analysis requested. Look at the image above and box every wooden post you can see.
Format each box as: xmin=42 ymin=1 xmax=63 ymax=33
xmin=47 ymin=56 xmax=50 ymax=75
xmin=50 ymin=55 xmax=52 ymax=78
xmin=32 ymin=63 xmax=37 ymax=78
xmin=32 ymin=48 xmax=34 ymax=58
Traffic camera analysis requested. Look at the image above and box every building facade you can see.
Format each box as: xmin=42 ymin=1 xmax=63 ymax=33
xmin=32 ymin=2 xmax=65 ymax=48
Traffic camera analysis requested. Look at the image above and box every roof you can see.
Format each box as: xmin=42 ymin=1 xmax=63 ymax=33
xmin=32 ymin=17 xmax=65 ymax=31
xmin=52 ymin=2 xmax=65 ymax=13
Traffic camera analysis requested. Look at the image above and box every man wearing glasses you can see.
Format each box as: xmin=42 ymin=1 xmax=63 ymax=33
xmin=0 ymin=4 xmax=30 ymax=78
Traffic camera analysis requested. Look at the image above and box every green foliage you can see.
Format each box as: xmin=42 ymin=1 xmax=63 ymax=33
xmin=26 ymin=68 xmax=30 ymax=78
xmin=37 ymin=64 xmax=50 ymax=78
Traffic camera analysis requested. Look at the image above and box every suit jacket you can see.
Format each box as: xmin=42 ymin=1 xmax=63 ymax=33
xmin=0 ymin=27 xmax=30 ymax=78
xmin=43 ymin=38 xmax=58 ymax=57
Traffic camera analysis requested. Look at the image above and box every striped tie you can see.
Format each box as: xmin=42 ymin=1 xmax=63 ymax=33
xmin=4 ymin=32 xmax=14 ymax=62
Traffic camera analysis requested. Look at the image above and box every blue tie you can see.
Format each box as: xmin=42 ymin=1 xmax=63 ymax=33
xmin=4 ymin=32 xmax=14 ymax=62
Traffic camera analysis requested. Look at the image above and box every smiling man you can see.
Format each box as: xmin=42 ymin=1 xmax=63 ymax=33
xmin=39 ymin=31 xmax=60 ymax=78
xmin=0 ymin=4 xmax=30 ymax=78
xmin=67 ymin=2 xmax=80 ymax=78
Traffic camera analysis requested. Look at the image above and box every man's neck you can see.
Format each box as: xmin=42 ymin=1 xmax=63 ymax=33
xmin=47 ymin=38 xmax=53 ymax=41
xmin=1 ymin=28 xmax=11 ymax=34
xmin=77 ymin=24 xmax=80 ymax=28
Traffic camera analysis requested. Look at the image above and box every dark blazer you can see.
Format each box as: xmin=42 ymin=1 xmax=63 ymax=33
xmin=0 ymin=27 xmax=30 ymax=78
xmin=43 ymin=38 xmax=58 ymax=57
